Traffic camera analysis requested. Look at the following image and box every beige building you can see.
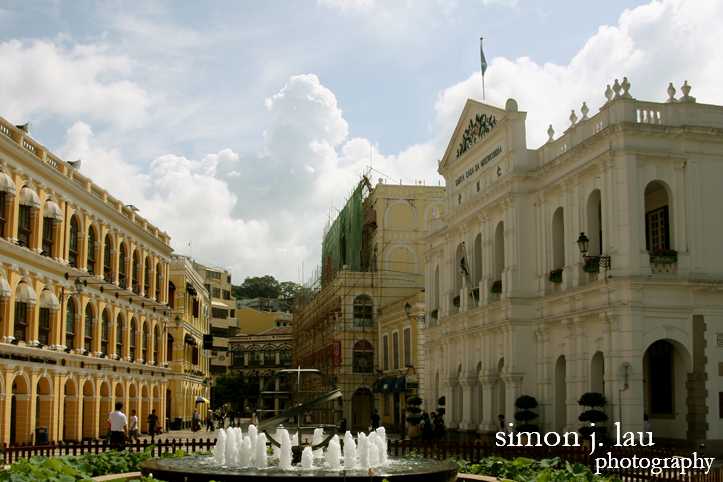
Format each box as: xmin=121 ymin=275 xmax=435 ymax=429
xmin=191 ymin=261 xmax=238 ymax=378
xmin=237 ymin=306 xmax=293 ymax=335
xmin=168 ymin=255 xmax=211 ymax=428
xmin=294 ymin=175 xmax=445 ymax=430
xmin=228 ymin=326 xmax=293 ymax=413
xmin=0 ymin=116 xmax=173 ymax=443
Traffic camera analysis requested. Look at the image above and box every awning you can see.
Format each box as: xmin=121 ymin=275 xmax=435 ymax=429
xmin=0 ymin=277 xmax=10 ymax=298
xmin=18 ymin=186 xmax=40 ymax=208
xmin=0 ymin=172 xmax=16 ymax=195
xmin=372 ymin=379 xmax=385 ymax=393
xmin=184 ymin=333 xmax=197 ymax=346
xmin=16 ymin=282 xmax=37 ymax=305
xmin=195 ymin=396 xmax=210 ymax=404
xmin=381 ymin=378 xmax=394 ymax=394
xmin=391 ymin=376 xmax=407 ymax=393
xmin=39 ymin=289 xmax=60 ymax=310
xmin=43 ymin=200 xmax=63 ymax=220
xmin=211 ymin=301 xmax=228 ymax=309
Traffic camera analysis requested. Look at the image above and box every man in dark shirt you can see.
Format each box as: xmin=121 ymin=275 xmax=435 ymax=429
xmin=147 ymin=409 xmax=159 ymax=443
xmin=369 ymin=408 xmax=381 ymax=431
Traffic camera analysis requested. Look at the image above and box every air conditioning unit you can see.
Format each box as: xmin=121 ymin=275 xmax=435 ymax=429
xmin=218 ymin=354 xmax=226 ymax=362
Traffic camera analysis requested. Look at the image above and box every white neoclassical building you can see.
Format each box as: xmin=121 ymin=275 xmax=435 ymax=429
xmin=422 ymin=79 xmax=723 ymax=452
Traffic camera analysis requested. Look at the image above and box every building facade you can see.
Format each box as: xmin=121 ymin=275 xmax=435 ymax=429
xmin=168 ymin=255 xmax=211 ymax=428
xmin=424 ymin=80 xmax=723 ymax=451
xmin=0 ymin=116 xmax=173 ymax=443
xmin=294 ymin=176 xmax=445 ymax=430
xmin=228 ymin=326 xmax=293 ymax=414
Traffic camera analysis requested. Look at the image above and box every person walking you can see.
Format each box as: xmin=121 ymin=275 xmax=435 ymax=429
xmin=421 ymin=413 xmax=433 ymax=444
xmin=108 ymin=402 xmax=128 ymax=449
xmin=433 ymin=413 xmax=446 ymax=443
xmin=147 ymin=409 xmax=159 ymax=443
xmin=192 ymin=409 xmax=201 ymax=432
xmin=228 ymin=408 xmax=235 ymax=428
xmin=128 ymin=409 xmax=139 ymax=442
xmin=206 ymin=409 xmax=214 ymax=432
xmin=369 ymin=409 xmax=380 ymax=431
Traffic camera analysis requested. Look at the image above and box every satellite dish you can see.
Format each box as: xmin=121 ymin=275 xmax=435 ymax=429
xmin=15 ymin=122 xmax=31 ymax=134
xmin=68 ymin=159 xmax=82 ymax=170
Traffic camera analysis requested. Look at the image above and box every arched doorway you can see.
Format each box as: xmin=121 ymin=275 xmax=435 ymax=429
xmin=82 ymin=380 xmax=95 ymax=439
xmin=555 ymin=356 xmax=567 ymax=432
xmin=99 ymin=382 xmax=111 ymax=438
xmin=63 ymin=379 xmax=78 ymax=441
xmin=495 ymin=358 xmax=505 ymax=422
xmin=351 ymin=387 xmax=373 ymax=430
xmin=11 ymin=375 xmax=30 ymax=444
xmin=36 ymin=377 xmax=52 ymax=442
xmin=141 ymin=385 xmax=151 ymax=435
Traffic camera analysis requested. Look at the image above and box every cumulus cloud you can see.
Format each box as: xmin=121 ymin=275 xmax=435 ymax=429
xmin=0 ymin=38 xmax=153 ymax=128
xmin=433 ymin=0 xmax=723 ymax=148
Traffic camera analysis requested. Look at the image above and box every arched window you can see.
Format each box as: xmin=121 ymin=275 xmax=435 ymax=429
xmin=116 ymin=314 xmax=124 ymax=356
xmin=84 ymin=304 xmax=93 ymax=352
xmin=104 ymin=235 xmax=112 ymax=281
xmin=644 ymin=182 xmax=670 ymax=253
xmin=248 ymin=346 xmax=260 ymax=367
xmin=473 ymin=233 xmax=482 ymax=288
xmin=353 ymin=295 xmax=373 ymax=327
xmin=119 ymin=244 xmax=127 ymax=287
xmin=17 ymin=188 xmax=34 ymax=248
xmin=129 ymin=319 xmax=137 ymax=359
xmin=233 ymin=347 xmax=245 ymax=367
xmin=0 ymin=189 xmax=6 ymax=237
xmin=42 ymin=200 xmax=60 ymax=257
xmin=552 ymin=207 xmax=565 ymax=270
xmin=69 ymin=217 xmax=79 ymax=267
xmin=494 ymin=221 xmax=505 ymax=284
xmin=154 ymin=326 xmax=159 ymax=362
xmin=168 ymin=281 xmax=175 ymax=309
xmin=392 ymin=332 xmax=399 ymax=369
xmin=279 ymin=345 xmax=292 ymax=366
xmin=87 ymin=226 xmax=96 ymax=275
xmin=101 ymin=310 xmax=109 ymax=354
xmin=38 ymin=303 xmax=51 ymax=346
xmin=66 ymin=299 xmax=76 ymax=348
xmin=587 ymin=190 xmax=602 ymax=256
xmin=382 ymin=335 xmax=389 ymax=371
xmin=353 ymin=340 xmax=373 ymax=373
xmin=143 ymin=256 xmax=150 ymax=295
xmin=142 ymin=322 xmax=148 ymax=361
xmin=264 ymin=345 xmax=276 ymax=366
xmin=155 ymin=263 xmax=162 ymax=300
xmin=132 ymin=251 xmax=139 ymax=292
xmin=13 ymin=300 xmax=28 ymax=342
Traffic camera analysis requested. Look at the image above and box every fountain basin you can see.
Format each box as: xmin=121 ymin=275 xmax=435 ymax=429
xmin=139 ymin=455 xmax=459 ymax=482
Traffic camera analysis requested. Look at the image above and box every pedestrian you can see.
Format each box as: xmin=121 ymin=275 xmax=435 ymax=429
xmin=434 ymin=413 xmax=446 ymax=442
xmin=192 ymin=409 xmax=201 ymax=432
xmin=128 ymin=409 xmax=139 ymax=442
xmin=147 ymin=409 xmax=159 ymax=444
xmin=246 ymin=406 xmax=251 ymax=418
xmin=420 ymin=413 xmax=434 ymax=444
xmin=108 ymin=402 xmax=128 ymax=449
xmin=206 ymin=409 xmax=214 ymax=432
xmin=369 ymin=408 xmax=380 ymax=431
xmin=228 ymin=408 xmax=235 ymax=428
xmin=304 ymin=411 xmax=312 ymax=425
xmin=644 ymin=413 xmax=652 ymax=444
xmin=250 ymin=409 xmax=258 ymax=426
xmin=497 ymin=414 xmax=506 ymax=434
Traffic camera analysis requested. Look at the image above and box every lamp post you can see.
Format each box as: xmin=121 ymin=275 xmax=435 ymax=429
xmin=404 ymin=301 xmax=426 ymax=326
xmin=577 ymin=232 xmax=611 ymax=269
xmin=57 ymin=277 xmax=83 ymax=442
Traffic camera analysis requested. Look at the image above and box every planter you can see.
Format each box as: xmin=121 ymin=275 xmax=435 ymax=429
xmin=490 ymin=281 xmax=502 ymax=294
xmin=650 ymin=249 xmax=677 ymax=263
xmin=582 ymin=259 xmax=600 ymax=273
xmin=549 ymin=269 xmax=563 ymax=283
xmin=452 ymin=296 xmax=460 ymax=307
xmin=431 ymin=310 xmax=438 ymax=319
xmin=408 ymin=424 xmax=421 ymax=440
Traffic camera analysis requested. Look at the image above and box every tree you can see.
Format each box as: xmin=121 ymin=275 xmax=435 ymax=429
xmin=279 ymin=281 xmax=301 ymax=299
xmin=213 ymin=372 xmax=250 ymax=409
xmin=232 ymin=275 xmax=280 ymax=299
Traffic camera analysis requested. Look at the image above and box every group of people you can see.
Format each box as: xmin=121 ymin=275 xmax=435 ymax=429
xmin=419 ymin=411 xmax=446 ymax=443
xmin=107 ymin=402 xmax=160 ymax=446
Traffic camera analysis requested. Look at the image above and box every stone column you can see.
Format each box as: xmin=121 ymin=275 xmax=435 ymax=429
xmin=478 ymin=376 xmax=497 ymax=432
xmin=459 ymin=375 xmax=477 ymax=431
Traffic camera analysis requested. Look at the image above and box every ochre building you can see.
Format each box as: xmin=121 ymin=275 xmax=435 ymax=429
xmin=0 ymin=116 xmax=174 ymax=444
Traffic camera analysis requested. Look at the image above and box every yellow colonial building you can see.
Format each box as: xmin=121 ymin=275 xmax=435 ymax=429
xmin=294 ymin=176 xmax=445 ymax=430
xmin=167 ymin=255 xmax=211 ymax=429
xmin=0 ymin=116 xmax=174 ymax=444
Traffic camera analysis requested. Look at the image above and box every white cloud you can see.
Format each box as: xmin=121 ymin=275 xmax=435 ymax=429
xmin=317 ymin=0 xmax=375 ymax=12
xmin=432 ymin=0 xmax=723 ymax=149
xmin=0 ymin=39 xmax=153 ymax=128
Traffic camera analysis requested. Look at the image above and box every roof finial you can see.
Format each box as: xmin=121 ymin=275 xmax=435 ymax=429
xmin=547 ymin=125 xmax=555 ymax=143
xmin=679 ymin=80 xmax=696 ymax=103
xmin=666 ymin=83 xmax=677 ymax=103
xmin=612 ymin=79 xmax=622 ymax=99
xmin=581 ymin=102 xmax=590 ymax=121
xmin=569 ymin=110 xmax=578 ymax=126
xmin=604 ymin=85 xmax=613 ymax=104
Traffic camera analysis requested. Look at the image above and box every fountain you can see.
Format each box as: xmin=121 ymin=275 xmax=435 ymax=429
xmin=140 ymin=369 xmax=458 ymax=482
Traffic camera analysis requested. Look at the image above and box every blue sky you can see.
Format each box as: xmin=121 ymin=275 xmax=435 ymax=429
xmin=1 ymin=0 xmax=720 ymax=283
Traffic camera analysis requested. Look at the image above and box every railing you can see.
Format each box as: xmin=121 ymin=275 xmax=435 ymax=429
xmin=0 ymin=437 xmax=216 ymax=464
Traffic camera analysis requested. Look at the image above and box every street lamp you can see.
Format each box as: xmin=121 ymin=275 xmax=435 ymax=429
xmin=175 ymin=315 xmax=181 ymax=327
xmin=404 ymin=301 xmax=426 ymax=326
xmin=577 ymin=232 xmax=611 ymax=269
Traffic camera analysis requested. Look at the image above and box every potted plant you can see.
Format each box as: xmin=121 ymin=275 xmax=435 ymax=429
xmin=651 ymin=248 xmax=677 ymax=263
xmin=452 ymin=296 xmax=461 ymax=307
xmin=490 ymin=280 xmax=502 ymax=294
xmin=583 ymin=258 xmax=600 ymax=273
xmin=406 ymin=395 xmax=423 ymax=440
xmin=469 ymin=288 xmax=480 ymax=300
xmin=437 ymin=396 xmax=446 ymax=416
xmin=549 ymin=268 xmax=563 ymax=283
xmin=431 ymin=309 xmax=439 ymax=319
xmin=514 ymin=395 xmax=540 ymax=436
xmin=578 ymin=392 xmax=608 ymax=442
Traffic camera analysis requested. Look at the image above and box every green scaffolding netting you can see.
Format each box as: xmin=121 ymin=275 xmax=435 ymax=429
xmin=321 ymin=181 xmax=364 ymax=285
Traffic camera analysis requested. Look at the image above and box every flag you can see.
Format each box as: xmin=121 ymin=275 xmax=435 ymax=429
xmin=480 ymin=38 xmax=487 ymax=76
xmin=460 ymin=256 xmax=469 ymax=277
